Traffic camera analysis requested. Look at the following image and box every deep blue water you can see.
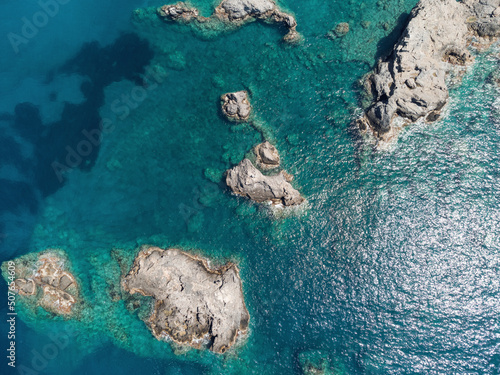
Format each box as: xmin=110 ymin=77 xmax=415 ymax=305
xmin=1 ymin=0 xmax=500 ymax=374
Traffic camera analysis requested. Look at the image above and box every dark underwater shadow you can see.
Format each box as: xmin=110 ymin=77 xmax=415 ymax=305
xmin=344 ymin=12 xmax=412 ymax=169
xmin=34 ymin=32 xmax=154 ymax=197
xmin=0 ymin=32 xmax=155 ymax=257
xmin=374 ymin=12 xmax=411 ymax=63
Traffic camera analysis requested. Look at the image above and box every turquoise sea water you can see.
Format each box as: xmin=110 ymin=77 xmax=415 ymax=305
xmin=1 ymin=0 xmax=500 ymax=374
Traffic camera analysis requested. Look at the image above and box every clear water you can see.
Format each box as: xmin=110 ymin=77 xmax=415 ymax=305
xmin=1 ymin=0 xmax=500 ymax=374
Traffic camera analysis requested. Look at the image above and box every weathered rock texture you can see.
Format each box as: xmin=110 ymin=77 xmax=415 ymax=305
xmin=158 ymin=0 xmax=300 ymax=42
xmin=221 ymin=91 xmax=252 ymax=121
xmin=122 ymin=247 xmax=249 ymax=353
xmin=468 ymin=0 xmax=500 ymax=37
xmin=358 ymin=0 xmax=500 ymax=144
xmin=254 ymin=141 xmax=280 ymax=169
xmin=226 ymin=158 xmax=304 ymax=206
xmin=6 ymin=250 xmax=79 ymax=315
xmin=159 ymin=2 xmax=199 ymax=21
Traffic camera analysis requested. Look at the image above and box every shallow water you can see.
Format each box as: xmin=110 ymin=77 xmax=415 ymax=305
xmin=1 ymin=0 xmax=500 ymax=374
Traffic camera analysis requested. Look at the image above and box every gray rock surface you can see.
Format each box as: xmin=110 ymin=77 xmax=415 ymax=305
xmin=359 ymin=0 xmax=500 ymax=143
xmin=468 ymin=0 xmax=500 ymax=36
xmin=158 ymin=2 xmax=200 ymax=21
xmin=158 ymin=0 xmax=299 ymax=42
xmin=221 ymin=91 xmax=252 ymax=121
xmin=215 ymin=0 xmax=299 ymax=41
xmin=216 ymin=0 xmax=275 ymax=19
xmin=122 ymin=247 xmax=249 ymax=353
xmin=226 ymin=158 xmax=304 ymax=206
xmin=254 ymin=141 xmax=280 ymax=169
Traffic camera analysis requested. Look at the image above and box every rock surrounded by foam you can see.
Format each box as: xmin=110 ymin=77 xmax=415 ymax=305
xmin=226 ymin=158 xmax=304 ymax=206
xmin=358 ymin=0 xmax=500 ymax=145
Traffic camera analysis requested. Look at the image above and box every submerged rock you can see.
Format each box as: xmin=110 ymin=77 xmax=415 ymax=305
xmin=254 ymin=141 xmax=280 ymax=169
xmin=298 ymin=350 xmax=341 ymax=375
xmin=226 ymin=158 xmax=304 ymax=206
xmin=221 ymin=91 xmax=252 ymax=121
xmin=358 ymin=0 xmax=500 ymax=145
xmin=158 ymin=0 xmax=300 ymax=42
xmin=122 ymin=247 xmax=249 ymax=353
xmin=3 ymin=250 xmax=79 ymax=315
xmin=328 ymin=22 xmax=349 ymax=38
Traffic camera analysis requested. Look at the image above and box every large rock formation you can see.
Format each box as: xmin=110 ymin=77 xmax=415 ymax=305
xmin=221 ymin=91 xmax=252 ymax=121
xmin=4 ymin=250 xmax=79 ymax=315
xmin=358 ymin=0 xmax=500 ymax=144
xmin=158 ymin=0 xmax=300 ymax=42
xmin=254 ymin=141 xmax=280 ymax=169
xmin=122 ymin=247 xmax=249 ymax=353
xmin=226 ymin=158 xmax=304 ymax=206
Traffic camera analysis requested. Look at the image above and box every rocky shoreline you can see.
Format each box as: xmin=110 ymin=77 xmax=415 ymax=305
xmin=358 ymin=0 xmax=500 ymax=146
xmin=158 ymin=0 xmax=300 ymax=42
xmin=122 ymin=246 xmax=249 ymax=353
xmin=4 ymin=250 xmax=80 ymax=316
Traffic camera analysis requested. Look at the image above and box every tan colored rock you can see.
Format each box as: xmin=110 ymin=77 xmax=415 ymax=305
xmin=4 ymin=250 xmax=79 ymax=316
xmin=226 ymin=158 xmax=304 ymax=206
xmin=122 ymin=247 xmax=249 ymax=353
xmin=158 ymin=0 xmax=300 ymax=42
xmin=14 ymin=278 xmax=36 ymax=296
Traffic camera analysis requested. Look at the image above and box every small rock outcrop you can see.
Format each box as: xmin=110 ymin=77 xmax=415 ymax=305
xmin=158 ymin=0 xmax=300 ymax=42
xmin=226 ymin=158 xmax=304 ymax=206
xmin=358 ymin=0 xmax=500 ymax=145
xmin=158 ymin=2 xmax=199 ymax=21
xmin=122 ymin=247 xmax=249 ymax=353
xmin=4 ymin=250 xmax=79 ymax=315
xmin=328 ymin=22 xmax=349 ymax=38
xmin=221 ymin=91 xmax=252 ymax=121
xmin=254 ymin=141 xmax=280 ymax=169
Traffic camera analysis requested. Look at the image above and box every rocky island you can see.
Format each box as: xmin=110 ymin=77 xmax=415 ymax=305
xmin=221 ymin=91 xmax=252 ymax=122
xmin=159 ymin=0 xmax=300 ymax=42
xmin=122 ymin=246 xmax=249 ymax=353
xmin=226 ymin=143 xmax=304 ymax=206
xmin=4 ymin=250 xmax=79 ymax=316
xmin=358 ymin=0 xmax=500 ymax=145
